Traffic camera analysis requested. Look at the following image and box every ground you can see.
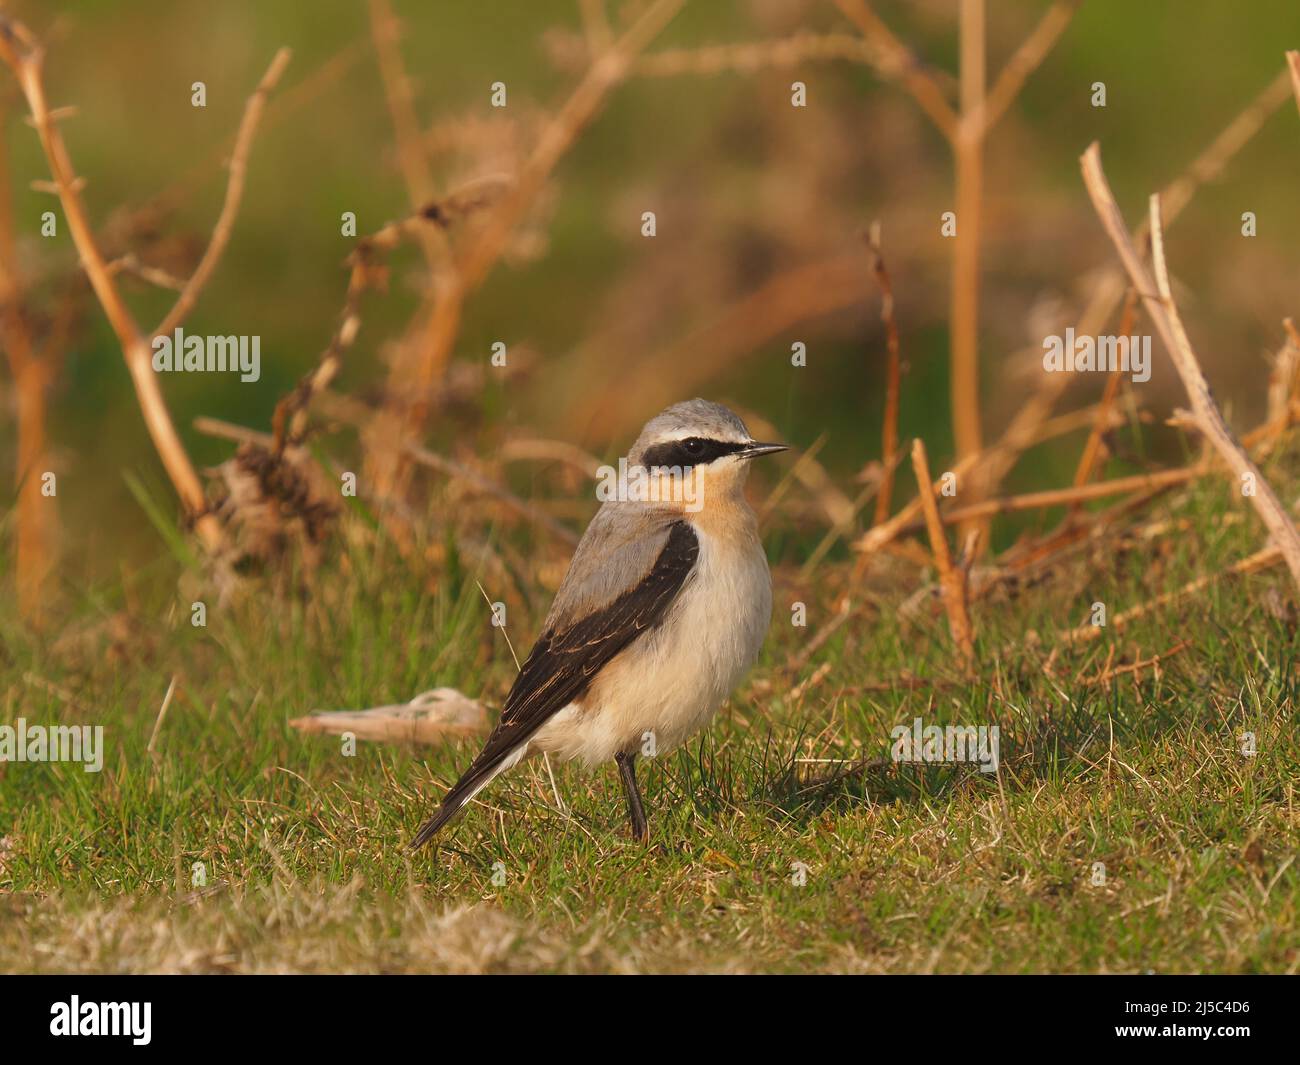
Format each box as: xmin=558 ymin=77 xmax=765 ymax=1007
xmin=2 ymin=465 xmax=1298 ymax=974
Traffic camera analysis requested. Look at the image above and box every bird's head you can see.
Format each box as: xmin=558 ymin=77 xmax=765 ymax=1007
xmin=623 ymin=399 xmax=787 ymax=512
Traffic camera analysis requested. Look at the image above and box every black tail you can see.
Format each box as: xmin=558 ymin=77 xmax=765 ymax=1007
xmin=407 ymin=799 xmax=462 ymax=851
xmin=407 ymin=751 xmax=510 ymax=851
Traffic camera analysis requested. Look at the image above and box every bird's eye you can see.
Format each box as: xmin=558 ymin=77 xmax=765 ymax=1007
xmin=682 ymin=438 xmax=705 ymax=456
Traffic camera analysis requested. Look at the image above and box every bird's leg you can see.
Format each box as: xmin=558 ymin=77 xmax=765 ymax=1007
xmin=615 ymin=751 xmax=649 ymax=842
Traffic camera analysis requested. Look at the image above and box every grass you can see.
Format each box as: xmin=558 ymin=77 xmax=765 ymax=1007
xmin=1 ymin=459 xmax=1298 ymax=974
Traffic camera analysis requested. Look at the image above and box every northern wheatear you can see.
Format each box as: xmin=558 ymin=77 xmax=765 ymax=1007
xmin=410 ymin=399 xmax=786 ymax=847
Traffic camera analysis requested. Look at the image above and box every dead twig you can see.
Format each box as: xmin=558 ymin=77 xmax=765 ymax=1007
xmin=1083 ymin=640 xmax=1190 ymax=687
xmin=153 ymin=47 xmax=292 ymax=338
xmin=1287 ymin=51 xmax=1300 ymax=118
xmin=1060 ymin=545 xmax=1283 ymax=643
xmin=1081 ymin=142 xmax=1300 ymax=592
xmin=831 ymin=0 xmax=959 ymax=141
xmin=911 ymin=439 xmax=975 ymax=664
xmin=0 ymin=17 xmax=289 ymax=553
xmin=405 ymin=444 xmax=578 ymax=547
xmin=934 ymin=465 xmax=1212 ymax=527
xmin=1071 ymin=286 xmax=1138 ymax=494
xmin=980 ymin=1 xmax=1081 ymax=134
xmin=867 ymin=222 xmax=902 ymax=526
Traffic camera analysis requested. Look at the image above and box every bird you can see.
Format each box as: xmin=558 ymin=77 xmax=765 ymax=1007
xmin=409 ymin=398 xmax=787 ymax=848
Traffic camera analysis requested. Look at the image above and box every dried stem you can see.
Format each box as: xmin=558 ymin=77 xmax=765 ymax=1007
xmin=867 ymin=222 xmax=902 ymax=526
xmin=831 ymin=0 xmax=959 ymax=141
xmin=153 ymin=47 xmax=292 ymax=339
xmin=636 ymin=33 xmax=888 ymax=77
xmin=1060 ymin=545 xmax=1282 ymax=644
xmin=368 ymin=0 xmax=445 ymax=273
xmin=971 ymin=68 xmax=1291 ymax=507
xmin=1071 ymin=286 xmax=1138 ymax=493
xmin=931 ymin=465 xmax=1211 ymax=527
xmin=911 ymin=439 xmax=975 ymax=664
xmin=950 ymin=0 xmax=986 ymax=542
xmin=0 ymin=102 xmax=53 ymax=619
xmin=980 ymin=0 xmax=1081 ymax=134
xmin=405 ymin=445 xmax=578 ymax=547
xmin=0 ymin=17 xmax=289 ymax=553
xmin=366 ymin=0 xmax=684 ymax=504
xmin=1080 ymin=142 xmax=1300 ymax=591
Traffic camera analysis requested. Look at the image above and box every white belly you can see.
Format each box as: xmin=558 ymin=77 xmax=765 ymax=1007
xmin=530 ymin=523 xmax=772 ymax=767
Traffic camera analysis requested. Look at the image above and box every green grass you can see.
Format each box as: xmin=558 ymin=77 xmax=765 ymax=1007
xmin=1 ymin=463 xmax=1298 ymax=973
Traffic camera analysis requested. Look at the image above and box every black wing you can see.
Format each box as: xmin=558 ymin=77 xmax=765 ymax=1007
xmin=409 ymin=520 xmax=699 ymax=848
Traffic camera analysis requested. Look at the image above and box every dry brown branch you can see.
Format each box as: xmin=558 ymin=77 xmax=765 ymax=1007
xmin=831 ymin=0 xmax=960 ymax=141
xmin=911 ymin=439 xmax=975 ymax=664
xmin=0 ymin=101 xmax=53 ymax=619
xmin=152 ymin=47 xmax=291 ymax=339
xmin=145 ymin=40 xmax=367 ymax=223
xmin=366 ymin=0 xmax=684 ymax=505
xmin=405 ymin=444 xmax=578 ymax=547
xmin=368 ymin=0 xmax=445 ymax=274
xmin=1071 ymin=286 xmax=1138 ymax=493
xmin=1262 ymin=319 xmax=1300 ymax=448
xmin=579 ymin=0 xmax=613 ymax=56
xmin=973 ymin=69 xmax=1293 ymax=506
xmin=1081 ymin=142 xmax=1300 ymax=591
xmin=853 ymin=396 xmax=1132 ymax=559
xmin=105 ymin=254 xmax=187 ymax=292
xmin=636 ymin=33 xmax=886 ymax=77
xmin=1060 ymin=545 xmax=1282 ymax=644
xmin=784 ymin=597 xmax=856 ymax=674
xmin=800 ymin=446 xmax=907 ymax=580
xmin=867 ymin=222 xmax=902 ymax=526
xmin=0 ymin=17 xmax=289 ymax=554
xmin=579 ymin=252 xmax=865 ymax=436
xmin=194 ymin=416 xmax=272 ymax=447
xmin=980 ymin=0 xmax=1081 ymax=134
xmin=931 ymin=465 xmax=1211 ymax=527
xmin=1083 ymin=640 xmax=1189 ymax=687
xmin=271 ymin=177 xmax=511 ymax=459
xmin=498 ymin=437 xmax=603 ymax=478
xmin=950 ymin=0 xmax=986 ymax=543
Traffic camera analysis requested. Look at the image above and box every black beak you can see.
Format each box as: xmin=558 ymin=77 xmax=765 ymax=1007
xmin=739 ymin=441 xmax=789 ymax=459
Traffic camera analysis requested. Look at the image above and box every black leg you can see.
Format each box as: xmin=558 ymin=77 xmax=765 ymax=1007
xmin=615 ymin=751 xmax=649 ymax=842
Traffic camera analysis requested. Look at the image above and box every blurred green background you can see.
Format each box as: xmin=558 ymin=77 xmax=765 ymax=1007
xmin=3 ymin=0 xmax=1300 ymax=581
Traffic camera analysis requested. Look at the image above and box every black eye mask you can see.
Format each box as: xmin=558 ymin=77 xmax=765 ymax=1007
xmin=639 ymin=437 xmax=748 ymax=470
